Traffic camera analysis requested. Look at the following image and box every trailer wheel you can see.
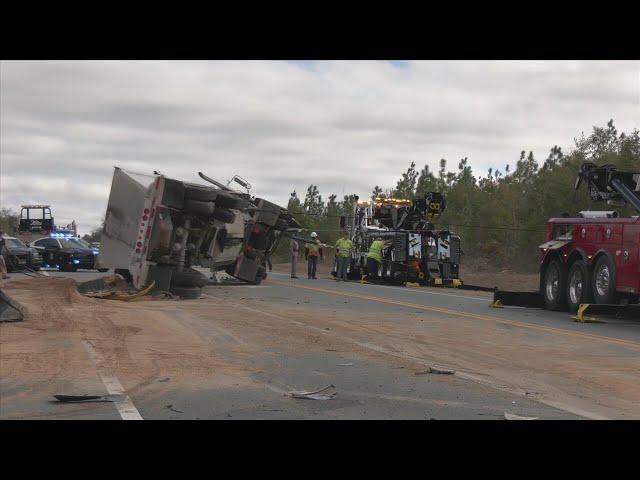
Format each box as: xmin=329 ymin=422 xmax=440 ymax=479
xmin=184 ymin=185 xmax=218 ymax=202
xmin=211 ymin=208 xmax=236 ymax=224
xmin=543 ymin=258 xmax=567 ymax=311
xmin=566 ymin=260 xmax=591 ymax=312
xmin=171 ymin=268 xmax=208 ymax=288
xmin=214 ymin=192 xmax=247 ymax=210
xmin=185 ymin=187 xmax=246 ymax=209
xmin=591 ymin=255 xmax=617 ymax=305
xmin=170 ymin=285 xmax=202 ymax=299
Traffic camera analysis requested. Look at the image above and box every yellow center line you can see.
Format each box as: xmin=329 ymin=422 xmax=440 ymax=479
xmin=268 ymin=279 xmax=640 ymax=350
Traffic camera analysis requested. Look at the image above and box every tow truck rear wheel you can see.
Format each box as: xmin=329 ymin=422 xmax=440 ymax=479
xmin=543 ymin=258 xmax=567 ymax=311
xmin=566 ymin=260 xmax=591 ymax=313
xmin=592 ymin=255 xmax=617 ymax=305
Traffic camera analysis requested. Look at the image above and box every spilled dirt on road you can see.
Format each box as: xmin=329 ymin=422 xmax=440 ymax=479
xmin=0 ymin=278 xmax=255 ymax=414
xmin=3 ymin=276 xmax=639 ymax=419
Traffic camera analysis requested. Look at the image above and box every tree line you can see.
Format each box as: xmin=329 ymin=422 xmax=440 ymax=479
xmin=275 ymin=120 xmax=639 ymax=271
xmin=1 ymin=120 xmax=636 ymax=272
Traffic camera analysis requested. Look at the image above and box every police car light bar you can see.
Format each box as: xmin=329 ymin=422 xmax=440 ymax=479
xmin=49 ymin=232 xmax=75 ymax=238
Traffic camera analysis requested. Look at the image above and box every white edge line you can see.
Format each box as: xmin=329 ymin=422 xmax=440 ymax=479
xmin=81 ymin=340 xmax=143 ymax=420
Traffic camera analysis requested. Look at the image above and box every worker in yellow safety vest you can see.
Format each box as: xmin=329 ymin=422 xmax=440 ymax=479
xmin=334 ymin=234 xmax=353 ymax=281
xmin=305 ymin=232 xmax=323 ymax=279
xmin=366 ymin=236 xmax=385 ymax=279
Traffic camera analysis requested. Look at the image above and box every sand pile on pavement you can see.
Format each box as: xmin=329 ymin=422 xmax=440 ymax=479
xmin=1 ymin=278 xmax=254 ymax=407
xmin=4 ymin=276 xmax=89 ymax=305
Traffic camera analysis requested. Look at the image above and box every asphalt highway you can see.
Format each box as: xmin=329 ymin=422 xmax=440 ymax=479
xmin=2 ymin=268 xmax=638 ymax=419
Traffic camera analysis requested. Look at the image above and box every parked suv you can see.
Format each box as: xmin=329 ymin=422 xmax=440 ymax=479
xmin=0 ymin=235 xmax=43 ymax=271
xmin=31 ymin=236 xmax=108 ymax=272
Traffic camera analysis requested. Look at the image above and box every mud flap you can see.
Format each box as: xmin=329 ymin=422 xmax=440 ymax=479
xmin=574 ymin=304 xmax=640 ymax=321
xmin=0 ymin=289 xmax=25 ymax=322
xmin=491 ymin=290 xmax=545 ymax=309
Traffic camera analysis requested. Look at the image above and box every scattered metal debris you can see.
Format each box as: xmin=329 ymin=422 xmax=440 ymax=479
xmin=504 ymin=412 xmax=539 ymax=420
xmin=290 ymin=384 xmax=337 ymax=400
xmin=415 ymin=365 xmax=456 ymax=375
xmin=82 ymin=281 xmax=156 ymax=301
xmin=158 ymin=377 xmax=170 ymax=382
xmin=165 ymin=404 xmax=184 ymax=413
xmin=336 ymin=363 xmax=353 ymax=367
xmin=54 ymin=394 xmax=125 ymax=403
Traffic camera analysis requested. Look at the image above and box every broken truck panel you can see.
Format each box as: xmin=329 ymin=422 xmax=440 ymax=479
xmin=98 ymin=167 xmax=298 ymax=297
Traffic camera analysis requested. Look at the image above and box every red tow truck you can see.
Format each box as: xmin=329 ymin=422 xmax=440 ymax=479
xmin=493 ymin=162 xmax=640 ymax=320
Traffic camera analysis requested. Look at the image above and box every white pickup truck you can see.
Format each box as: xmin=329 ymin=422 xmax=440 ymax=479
xmin=99 ymin=167 xmax=299 ymax=298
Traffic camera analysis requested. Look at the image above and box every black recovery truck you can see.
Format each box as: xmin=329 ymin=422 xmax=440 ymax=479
xmin=332 ymin=192 xmax=463 ymax=286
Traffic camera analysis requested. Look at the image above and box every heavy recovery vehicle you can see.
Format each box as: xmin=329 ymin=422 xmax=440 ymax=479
xmin=493 ymin=162 xmax=640 ymax=319
xmin=98 ymin=167 xmax=300 ymax=298
xmin=332 ymin=192 xmax=463 ymax=286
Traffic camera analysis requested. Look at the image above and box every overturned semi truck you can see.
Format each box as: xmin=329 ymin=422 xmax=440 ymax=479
xmin=98 ymin=168 xmax=300 ymax=298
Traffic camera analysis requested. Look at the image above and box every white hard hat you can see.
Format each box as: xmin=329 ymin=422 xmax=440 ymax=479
xmin=310 ymin=232 xmax=318 ymax=238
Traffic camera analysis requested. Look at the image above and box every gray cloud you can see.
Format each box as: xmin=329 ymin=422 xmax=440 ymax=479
xmin=1 ymin=60 xmax=638 ymax=234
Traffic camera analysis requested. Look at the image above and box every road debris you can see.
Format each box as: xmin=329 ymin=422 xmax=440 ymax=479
xmin=166 ymin=404 xmax=184 ymax=413
xmin=504 ymin=412 xmax=539 ymax=420
xmin=336 ymin=363 xmax=353 ymax=366
xmin=290 ymin=384 xmax=337 ymax=400
xmin=415 ymin=365 xmax=456 ymax=375
xmin=81 ymin=281 xmax=156 ymax=302
xmin=158 ymin=377 xmax=170 ymax=382
xmin=54 ymin=394 xmax=125 ymax=403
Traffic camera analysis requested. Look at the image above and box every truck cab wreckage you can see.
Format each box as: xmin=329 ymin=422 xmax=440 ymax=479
xmin=493 ymin=162 xmax=640 ymax=320
xmin=98 ymin=168 xmax=300 ymax=298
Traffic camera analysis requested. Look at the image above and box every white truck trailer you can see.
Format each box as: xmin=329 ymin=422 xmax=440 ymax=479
xmin=99 ymin=167 xmax=299 ymax=298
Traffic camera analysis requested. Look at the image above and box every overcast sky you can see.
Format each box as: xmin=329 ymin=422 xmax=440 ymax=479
xmin=1 ymin=60 xmax=638 ymax=235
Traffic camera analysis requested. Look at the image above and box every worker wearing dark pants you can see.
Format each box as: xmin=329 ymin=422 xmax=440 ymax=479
xmin=335 ymin=235 xmax=353 ymax=281
xmin=366 ymin=237 xmax=384 ymax=280
xmin=305 ymin=232 xmax=323 ymax=279
xmin=265 ymin=254 xmax=272 ymax=271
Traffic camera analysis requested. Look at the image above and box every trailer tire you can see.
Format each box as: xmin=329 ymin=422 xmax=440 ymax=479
xmin=211 ymin=208 xmax=236 ymax=224
xmin=566 ymin=260 xmax=591 ymax=313
xmin=214 ymin=192 xmax=247 ymax=210
xmin=249 ymin=266 xmax=266 ymax=285
xmin=170 ymin=285 xmax=202 ymax=299
xmin=591 ymin=255 xmax=617 ymax=305
xmin=171 ymin=268 xmax=208 ymax=288
xmin=184 ymin=185 xmax=218 ymax=202
xmin=543 ymin=258 xmax=567 ymax=311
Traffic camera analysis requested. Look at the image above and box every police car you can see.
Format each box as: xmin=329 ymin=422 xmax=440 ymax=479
xmin=30 ymin=232 xmax=108 ymax=272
